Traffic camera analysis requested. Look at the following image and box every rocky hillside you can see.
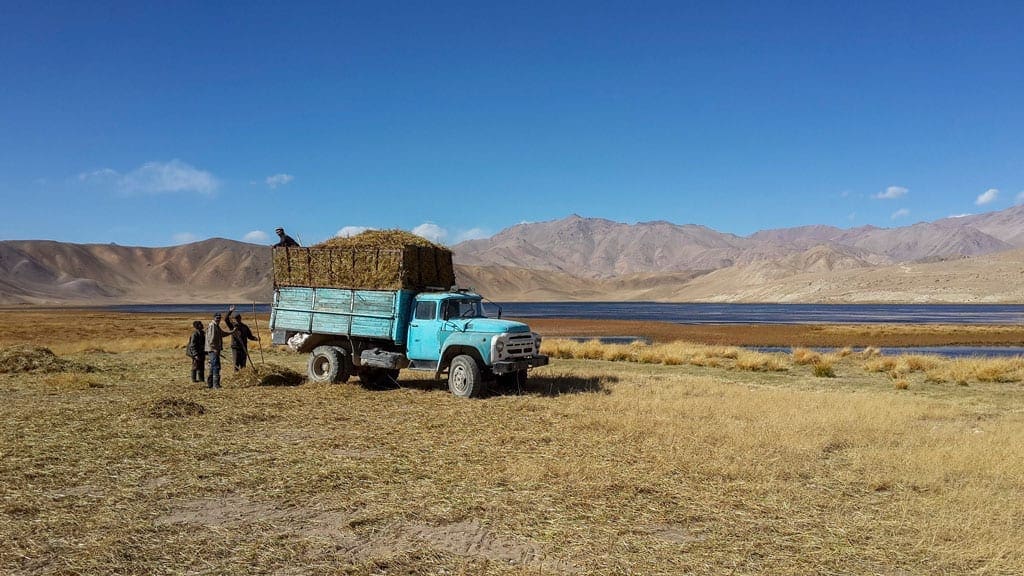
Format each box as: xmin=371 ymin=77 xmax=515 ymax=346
xmin=453 ymin=206 xmax=1024 ymax=278
xmin=0 ymin=239 xmax=272 ymax=304
xmin=4 ymin=205 xmax=1024 ymax=304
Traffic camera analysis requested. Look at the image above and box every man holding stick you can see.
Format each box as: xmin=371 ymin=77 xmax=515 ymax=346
xmin=225 ymin=305 xmax=259 ymax=371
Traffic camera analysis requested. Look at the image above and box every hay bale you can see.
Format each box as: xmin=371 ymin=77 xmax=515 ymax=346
xmin=273 ymin=229 xmax=454 ymax=290
xmin=0 ymin=345 xmax=95 ymax=374
xmin=315 ymin=229 xmax=442 ymax=249
xmin=225 ymin=363 xmax=304 ymax=387
xmin=149 ymin=398 xmax=205 ymax=419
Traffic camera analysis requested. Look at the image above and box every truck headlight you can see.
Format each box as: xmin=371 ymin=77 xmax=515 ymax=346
xmin=491 ymin=334 xmax=506 ymax=360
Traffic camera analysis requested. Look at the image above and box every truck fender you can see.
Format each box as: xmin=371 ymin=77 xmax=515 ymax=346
xmin=437 ymin=344 xmax=485 ymax=377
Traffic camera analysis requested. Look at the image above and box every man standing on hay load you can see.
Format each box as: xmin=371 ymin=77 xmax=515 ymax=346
xmin=224 ymin=305 xmax=258 ymax=371
xmin=205 ymin=312 xmax=234 ymax=389
xmin=273 ymin=227 xmax=299 ymax=247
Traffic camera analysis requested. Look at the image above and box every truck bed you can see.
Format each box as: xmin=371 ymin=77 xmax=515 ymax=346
xmin=271 ymin=287 xmax=416 ymax=343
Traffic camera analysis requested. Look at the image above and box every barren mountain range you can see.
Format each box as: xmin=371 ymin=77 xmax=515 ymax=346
xmin=3 ymin=205 xmax=1024 ymax=304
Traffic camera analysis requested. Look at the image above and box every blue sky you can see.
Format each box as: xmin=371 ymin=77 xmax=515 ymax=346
xmin=2 ymin=1 xmax=1023 ymax=246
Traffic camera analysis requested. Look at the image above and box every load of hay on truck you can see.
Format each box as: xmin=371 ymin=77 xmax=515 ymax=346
xmin=269 ymin=231 xmax=548 ymax=398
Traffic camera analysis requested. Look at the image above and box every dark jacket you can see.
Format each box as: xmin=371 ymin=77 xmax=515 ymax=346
xmin=187 ymin=328 xmax=206 ymax=358
xmin=273 ymin=234 xmax=299 ymax=248
xmin=225 ymin=316 xmax=258 ymax=350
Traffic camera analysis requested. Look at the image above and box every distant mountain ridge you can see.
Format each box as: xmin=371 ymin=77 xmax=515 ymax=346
xmin=0 ymin=238 xmax=272 ymax=304
xmin=3 ymin=205 xmax=1024 ymax=304
xmin=452 ymin=206 xmax=1024 ymax=278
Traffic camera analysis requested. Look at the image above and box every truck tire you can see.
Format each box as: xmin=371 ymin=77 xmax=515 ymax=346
xmin=448 ymin=355 xmax=484 ymax=398
xmin=307 ymin=346 xmax=349 ymax=384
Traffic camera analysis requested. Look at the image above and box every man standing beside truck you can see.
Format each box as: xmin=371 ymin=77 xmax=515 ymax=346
xmin=225 ymin=306 xmax=258 ymax=370
xmin=205 ymin=312 xmax=234 ymax=389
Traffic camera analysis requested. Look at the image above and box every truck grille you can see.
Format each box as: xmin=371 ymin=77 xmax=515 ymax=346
xmin=505 ymin=333 xmax=537 ymax=358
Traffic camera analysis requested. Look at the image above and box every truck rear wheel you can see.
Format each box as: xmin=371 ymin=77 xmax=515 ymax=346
xmin=448 ymin=355 xmax=484 ymax=398
xmin=308 ymin=346 xmax=349 ymax=383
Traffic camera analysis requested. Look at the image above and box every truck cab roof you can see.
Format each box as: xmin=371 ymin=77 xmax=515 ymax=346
xmin=415 ymin=291 xmax=481 ymax=302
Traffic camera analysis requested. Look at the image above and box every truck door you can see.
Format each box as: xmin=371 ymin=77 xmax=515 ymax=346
xmin=406 ymin=300 xmax=443 ymax=360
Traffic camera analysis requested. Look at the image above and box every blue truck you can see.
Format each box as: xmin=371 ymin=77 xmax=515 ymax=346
xmin=269 ymin=245 xmax=548 ymax=397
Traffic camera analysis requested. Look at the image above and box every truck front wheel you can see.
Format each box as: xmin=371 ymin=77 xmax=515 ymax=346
xmin=308 ymin=346 xmax=349 ymax=384
xmin=448 ymin=355 xmax=484 ymax=398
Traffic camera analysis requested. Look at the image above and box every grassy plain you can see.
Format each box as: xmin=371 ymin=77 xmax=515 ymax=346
xmin=2 ymin=311 xmax=1024 ymax=574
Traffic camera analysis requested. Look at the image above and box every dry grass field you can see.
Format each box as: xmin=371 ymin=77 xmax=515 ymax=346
xmin=2 ymin=311 xmax=1024 ymax=574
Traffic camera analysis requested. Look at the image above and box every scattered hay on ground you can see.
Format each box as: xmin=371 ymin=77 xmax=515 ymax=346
xmin=0 ymin=345 xmax=94 ymax=374
xmin=225 ymin=363 xmax=305 ymax=387
xmin=149 ymin=398 xmax=205 ymax=418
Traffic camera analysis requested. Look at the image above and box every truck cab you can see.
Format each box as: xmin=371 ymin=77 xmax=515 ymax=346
xmin=407 ymin=292 xmax=544 ymax=377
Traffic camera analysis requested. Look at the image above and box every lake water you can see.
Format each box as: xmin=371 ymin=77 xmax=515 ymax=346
xmin=104 ymin=302 xmax=1024 ymax=358
xmin=107 ymin=302 xmax=1024 ymax=325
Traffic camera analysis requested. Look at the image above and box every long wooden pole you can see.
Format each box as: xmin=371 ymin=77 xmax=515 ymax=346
xmin=252 ymin=301 xmax=266 ymax=366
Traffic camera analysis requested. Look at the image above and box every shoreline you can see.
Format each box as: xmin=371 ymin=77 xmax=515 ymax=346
xmin=0 ymin=310 xmax=1021 ymax=349
xmin=521 ymin=318 xmax=1024 ymax=348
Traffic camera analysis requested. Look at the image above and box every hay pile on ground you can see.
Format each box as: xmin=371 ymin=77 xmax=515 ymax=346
xmin=0 ymin=345 xmax=94 ymax=374
xmin=273 ymin=229 xmax=455 ymax=290
xmin=148 ymin=398 xmax=205 ymax=418
xmin=225 ymin=363 xmax=305 ymax=387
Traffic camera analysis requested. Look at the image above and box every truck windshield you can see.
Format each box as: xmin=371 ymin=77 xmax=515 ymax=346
xmin=443 ymin=299 xmax=483 ymax=319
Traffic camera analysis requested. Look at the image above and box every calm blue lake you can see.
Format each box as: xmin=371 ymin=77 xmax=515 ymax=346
xmin=107 ymin=302 xmax=1024 ymax=325
xmin=105 ymin=302 xmax=1024 ymax=357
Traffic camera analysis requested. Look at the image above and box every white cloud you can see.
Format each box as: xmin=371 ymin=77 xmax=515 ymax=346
xmin=243 ymin=230 xmax=269 ymax=243
xmin=79 ymin=160 xmax=219 ymax=195
xmin=77 ymin=168 xmax=119 ymax=182
xmin=266 ymin=173 xmax=294 ymax=189
xmin=173 ymin=232 xmax=198 ymax=243
xmin=336 ymin=226 xmax=375 ymax=238
xmin=948 ymin=213 xmax=972 ymax=219
xmin=411 ymin=222 xmax=448 ymax=243
xmin=847 ymin=212 xmax=857 ymax=221
xmin=874 ymin=186 xmax=908 ymax=200
xmin=975 ymin=188 xmax=999 ymax=206
xmin=1016 ymin=191 xmax=1024 ymax=205
xmin=454 ymin=228 xmax=490 ymax=243
xmin=122 ymin=160 xmax=218 ymax=195
xmin=891 ymin=208 xmax=910 ymax=220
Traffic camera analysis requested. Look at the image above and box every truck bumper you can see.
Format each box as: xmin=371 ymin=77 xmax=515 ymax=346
xmin=492 ymin=355 xmax=549 ymax=375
